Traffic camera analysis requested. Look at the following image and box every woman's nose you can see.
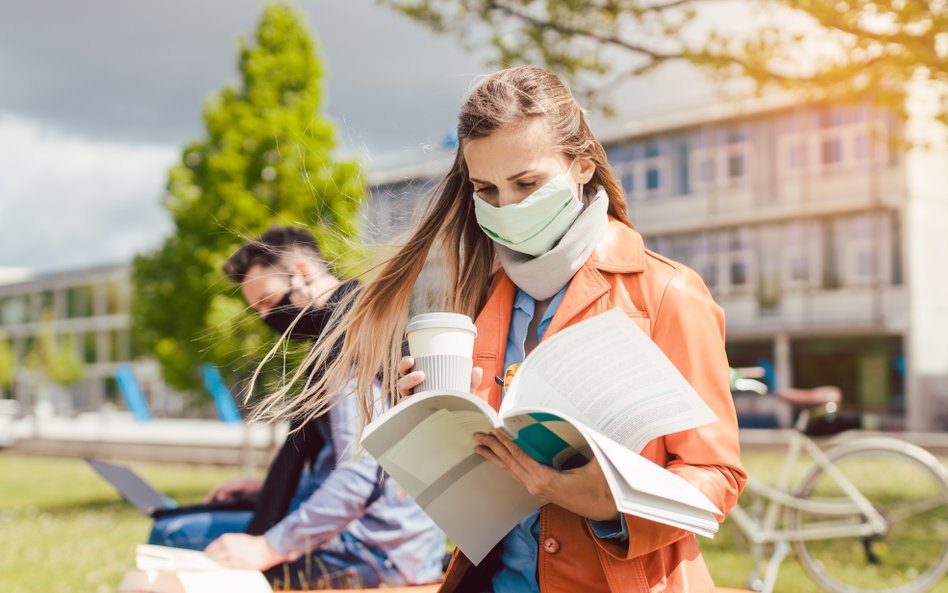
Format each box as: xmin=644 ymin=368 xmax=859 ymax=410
xmin=497 ymin=193 xmax=523 ymax=208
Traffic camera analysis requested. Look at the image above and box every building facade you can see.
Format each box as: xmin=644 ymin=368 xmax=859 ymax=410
xmin=365 ymin=96 xmax=948 ymax=431
xmin=0 ymin=264 xmax=179 ymax=416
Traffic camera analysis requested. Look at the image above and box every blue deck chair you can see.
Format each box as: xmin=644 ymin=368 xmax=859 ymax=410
xmin=200 ymin=364 xmax=243 ymax=424
xmin=115 ymin=364 xmax=153 ymax=422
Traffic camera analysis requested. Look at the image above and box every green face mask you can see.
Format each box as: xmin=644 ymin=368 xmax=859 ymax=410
xmin=472 ymin=161 xmax=583 ymax=257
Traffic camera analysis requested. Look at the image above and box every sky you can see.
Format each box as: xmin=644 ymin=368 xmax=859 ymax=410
xmin=0 ymin=0 xmax=754 ymax=274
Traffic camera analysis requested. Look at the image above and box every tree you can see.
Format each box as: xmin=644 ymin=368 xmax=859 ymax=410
xmin=132 ymin=4 xmax=364 ymax=394
xmin=382 ymin=0 xmax=947 ymax=124
xmin=26 ymin=313 xmax=84 ymax=387
xmin=0 ymin=333 xmax=15 ymax=396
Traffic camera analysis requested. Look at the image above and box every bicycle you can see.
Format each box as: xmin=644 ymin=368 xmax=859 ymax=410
xmin=725 ymin=381 xmax=948 ymax=593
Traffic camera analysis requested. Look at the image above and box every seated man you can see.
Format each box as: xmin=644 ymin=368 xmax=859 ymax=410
xmin=203 ymin=226 xmax=444 ymax=588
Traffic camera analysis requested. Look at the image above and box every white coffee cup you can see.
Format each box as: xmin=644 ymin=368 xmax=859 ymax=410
xmin=406 ymin=312 xmax=477 ymax=393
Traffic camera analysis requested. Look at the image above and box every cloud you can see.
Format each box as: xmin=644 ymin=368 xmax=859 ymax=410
xmin=0 ymin=0 xmax=765 ymax=275
xmin=0 ymin=115 xmax=177 ymax=272
xmin=0 ymin=0 xmax=489 ymax=157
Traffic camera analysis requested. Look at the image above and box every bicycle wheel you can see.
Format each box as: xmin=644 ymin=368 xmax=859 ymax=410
xmin=787 ymin=438 xmax=948 ymax=593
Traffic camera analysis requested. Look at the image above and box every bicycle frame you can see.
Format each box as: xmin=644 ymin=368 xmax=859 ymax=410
xmin=725 ymin=410 xmax=890 ymax=592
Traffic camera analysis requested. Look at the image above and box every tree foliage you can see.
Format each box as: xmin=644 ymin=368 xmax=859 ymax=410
xmin=382 ymin=0 xmax=947 ymax=124
xmin=0 ymin=333 xmax=15 ymax=392
xmin=26 ymin=313 xmax=85 ymax=386
xmin=132 ymin=4 xmax=364 ymax=393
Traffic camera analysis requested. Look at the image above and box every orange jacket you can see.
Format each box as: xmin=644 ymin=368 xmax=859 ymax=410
xmin=439 ymin=219 xmax=746 ymax=593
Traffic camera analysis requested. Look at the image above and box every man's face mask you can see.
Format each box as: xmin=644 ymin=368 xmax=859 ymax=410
xmin=262 ymin=287 xmax=332 ymax=341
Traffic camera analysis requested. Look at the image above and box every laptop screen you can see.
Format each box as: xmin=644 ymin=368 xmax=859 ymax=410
xmin=86 ymin=459 xmax=177 ymax=515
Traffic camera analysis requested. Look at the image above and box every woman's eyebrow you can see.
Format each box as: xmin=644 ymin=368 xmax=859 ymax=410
xmin=506 ymin=169 xmax=534 ymax=181
xmin=470 ymin=169 xmax=535 ymax=184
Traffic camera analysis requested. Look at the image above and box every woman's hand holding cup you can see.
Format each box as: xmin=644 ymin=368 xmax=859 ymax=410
xmin=402 ymin=312 xmax=478 ymax=395
xmin=396 ymin=356 xmax=426 ymax=398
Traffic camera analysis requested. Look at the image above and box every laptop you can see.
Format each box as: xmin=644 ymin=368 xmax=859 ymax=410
xmin=85 ymin=459 xmax=255 ymax=517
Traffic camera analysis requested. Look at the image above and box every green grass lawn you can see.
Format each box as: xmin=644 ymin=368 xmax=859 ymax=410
xmin=0 ymin=454 xmax=244 ymax=593
xmin=1 ymin=451 xmax=946 ymax=593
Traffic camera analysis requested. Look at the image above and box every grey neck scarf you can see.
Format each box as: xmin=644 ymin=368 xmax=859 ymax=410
xmin=494 ymin=187 xmax=609 ymax=300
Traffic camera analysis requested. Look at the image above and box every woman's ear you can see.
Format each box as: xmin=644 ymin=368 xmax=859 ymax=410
xmin=575 ymin=155 xmax=596 ymax=184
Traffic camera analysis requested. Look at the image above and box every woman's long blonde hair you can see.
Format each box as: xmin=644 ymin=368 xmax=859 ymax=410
xmin=252 ymin=65 xmax=633 ymax=428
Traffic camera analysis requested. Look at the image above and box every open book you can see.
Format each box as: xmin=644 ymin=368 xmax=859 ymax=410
xmin=361 ymin=308 xmax=722 ymax=564
xmin=117 ymin=545 xmax=272 ymax=593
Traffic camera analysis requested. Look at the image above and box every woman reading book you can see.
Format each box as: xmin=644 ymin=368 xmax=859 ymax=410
xmin=257 ymin=65 xmax=746 ymax=593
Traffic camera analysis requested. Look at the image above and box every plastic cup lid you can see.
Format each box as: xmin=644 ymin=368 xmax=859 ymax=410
xmin=406 ymin=312 xmax=477 ymax=336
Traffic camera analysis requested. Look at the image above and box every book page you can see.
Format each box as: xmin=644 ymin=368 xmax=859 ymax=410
xmin=579 ymin=426 xmax=719 ymax=538
xmin=363 ymin=391 xmax=497 ymax=496
xmin=136 ymin=545 xmax=224 ymax=571
xmin=593 ymin=448 xmax=718 ymax=537
xmin=361 ymin=391 xmax=541 ymax=564
xmin=176 ymin=571 xmax=272 ymax=593
xmin=588 ymin=429 xmax=721 ymax=515
xmin=502 ymin=308 xmax=718 ymax=453
xmin=127 ymin=546 xmax=273 ymax=593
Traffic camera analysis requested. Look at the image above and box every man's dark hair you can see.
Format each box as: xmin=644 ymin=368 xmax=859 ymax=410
xmin=223 ymin=225 xmax=324 ymax=284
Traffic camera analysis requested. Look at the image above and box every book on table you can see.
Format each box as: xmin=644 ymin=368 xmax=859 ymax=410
xmin=361 ymin=307 xmax=723 ymax=565
xmin=118 ymin=544 xmax=271 ymax=593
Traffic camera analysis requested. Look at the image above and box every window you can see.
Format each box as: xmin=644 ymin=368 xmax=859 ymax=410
xmin=844 ymin=214 xmax=878 ymax=285
xmin=725 ymin=229 xmax=754 ymax=292
xmin=891 ymin=213 xmax=903 ymax=286
xmin=699 ymin=261 xmax=718 ymax=289
xmin=40 ymin=290 xmax=54 ymax=315
xmin=608 ymin=141 xmax=636 ymax=165
xmin=67 ymin=286 xmax=94 ymax=318
xmin=644 ymin=141 xmax=661 ymax=159
xmin=885 ymin=112 xmax=901 ymax=167
xmin=782 ymin=104 xmax=885 ymax=180
xmin=855 ymin=251 xmax=875 ymax=277
xmin=854 ymin=132 xmax=871 ymax=161
xmin=697 ymin=229 xmax=754 ymax=295
xmin=673 ymin=138 xmax=690 ymax=196
xmin=620 ymin=170 xmax=634 ymax=196
xmin=813 ymin=103 xmax=883 ymax=174
xmin=778 ymin=111 xmax=811 ymax=180
xmin=690 ymin=124 xmax=750 ymax=189
xmin=688 ymin=233 xmax=718 ymax=289
xmin=728 ymin=154 xmax=745 ymax=178
xmin=646 ymin=168 xmax=661 ymax=191
xmin=106 ymin=280 xmax=129 ymax=315
xmin=821 ymin=138 xmax=842 ymax=165
xmin=726 ymin=125 xmax=748 ymax=144
xmin=783 ymin=221 xmax=820 ymax=287
xmin=0 ymin=297 xmax=28 ymax=326
xmin=83 ymin=332 xmax=97 ymax=364
xmin=111 ymin=330 xmax=131 ymax=362
xmin=640 ymin=138 xmax=667 ymax=199
xmin=789 ymin=254 xmax=809 ymax=282
xmin=821 ymin=219 xmax=842 ymax=290
xmin=730 ymin=261 xmax=748 ymax=286
xmin=819 ymin=106 xmax=847 ymax=128
xmin=788 ymin=142 xmax=807 ymax=169
xmin=721 ymin=125 xmax=750 ymax=186
xmin=663 ymin=234 xmax=697 ymax=269
xmin=609 ymin=139 xmax=669 ymax=200
xmin=698 ymin=157 xmax=715 ymax=183
xmin=612 ymin=161 xmax=634 ymax=198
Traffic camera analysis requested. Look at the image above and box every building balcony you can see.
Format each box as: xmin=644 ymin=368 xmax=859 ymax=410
xmin=631 ymin=168 xmax=904 ymax=236
xmin=719 ymin=285 xmax=909 ymax=338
